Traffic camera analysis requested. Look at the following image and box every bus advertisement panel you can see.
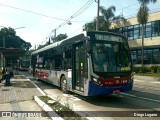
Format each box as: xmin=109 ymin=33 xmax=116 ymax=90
xmin=31 ymin=31 xmax=133 ymax=96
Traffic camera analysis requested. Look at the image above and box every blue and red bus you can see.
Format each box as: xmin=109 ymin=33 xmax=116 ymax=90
xmin=31 ymin=31 xmax=133 ymax=96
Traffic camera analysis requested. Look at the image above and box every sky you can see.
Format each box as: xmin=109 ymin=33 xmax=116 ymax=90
xmin=0 ymin=0 xmax=160 ymax=49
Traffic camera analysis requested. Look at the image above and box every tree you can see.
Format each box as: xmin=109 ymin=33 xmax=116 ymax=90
xmin=84 ymin=19 xmax=96 ymax=31
xmin=84 ymin=6 xmax=125 ymax=31
xmin=52 ymin=33 xmax=67 ymax=43
xmin=137 ymin=0 xmax=157 ymax=68
xmin=84 ymin=16 xmax=104 ymax=31
xmin=36 ymin=33 xmax=68 ymax=50
xmin=99 ymin=6 xmax=126 ymax=30
xmin=0 ymin=27 xmax=32 ymax=50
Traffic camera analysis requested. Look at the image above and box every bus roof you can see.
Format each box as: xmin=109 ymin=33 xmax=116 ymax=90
xmin=31 ymin=31 xmax=126 ymax=55
xmin=31 ymin=32 xmax=85 ymax=55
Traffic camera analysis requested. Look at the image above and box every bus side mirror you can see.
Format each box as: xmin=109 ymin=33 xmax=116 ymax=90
xmin=85 ymin=36 xmax=91 ymax=54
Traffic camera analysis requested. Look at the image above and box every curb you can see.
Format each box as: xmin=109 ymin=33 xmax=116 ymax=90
xmin=34 ymin=96 xmax=63 ymax=120
xmin=28 ymin=77 xmax=92 ymax=120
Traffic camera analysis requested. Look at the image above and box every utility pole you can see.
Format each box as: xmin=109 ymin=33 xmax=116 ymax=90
xmin=54 ymin=29 xmax=56 ymax=43
xmin=96 ymin=0 xmax=100 ymax=31
xmin=2 ymin=36 xmax=5 ymax=67
xmin=3 ymin=36 xmax=5 ymax=48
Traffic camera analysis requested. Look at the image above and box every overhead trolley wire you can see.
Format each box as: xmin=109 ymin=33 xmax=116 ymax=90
xmin=42 ymin=0 xmax=95 ymax=44
xmin=0 ymin=3 xmax=66 ymax=21
xmin=55 ymin=0 xmax=94 ymax=30
xmin=71 ymin=0 xmax=94 ymax=18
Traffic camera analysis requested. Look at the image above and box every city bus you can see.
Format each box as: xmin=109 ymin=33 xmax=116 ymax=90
xmin=18 ymin=59 xmax=31 ymax=71
xmin=31 ymin=31 xmax=133 ymax=96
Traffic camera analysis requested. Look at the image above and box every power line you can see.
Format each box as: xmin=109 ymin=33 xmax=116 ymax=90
xmin=72 ymin=0 xmax=94 ymax=18
xmin=55 ymin=0 xmax=94 ymax=30
xmin=123 ymin=6 xmax=160 ymax=19
xmin=0 ymin=3 xmax=66 ymax=21
xmin=43 ymin=0 xmax=95 ymax=44
xmin=0 ymin=2 xmax=142 ymax=23
xmin=117 ymin=2 xmax=139 ymax=11
xmin=0 ymin=2 xmax=94 ymax=23
xmin=68 ymin=7 xmax=160 ymax=38
xmin=68 ymin=27 xmax=83 ymax=37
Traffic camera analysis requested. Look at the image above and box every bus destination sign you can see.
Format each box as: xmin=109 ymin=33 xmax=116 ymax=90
xmin=95 ymin=34 xmax=123 ymax=42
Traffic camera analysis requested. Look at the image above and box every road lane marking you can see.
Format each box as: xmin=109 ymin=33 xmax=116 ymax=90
xmin=150 ymin=82 xmax=160 ymax=84
xmin=27 ymin=78 xmax=46 ymax=96
xmin=121 ymin=93 xmax=160 ymax=103
xmin=134 ymin=79 xmax=145 ymax=82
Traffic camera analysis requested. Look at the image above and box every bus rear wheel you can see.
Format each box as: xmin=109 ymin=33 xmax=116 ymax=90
xmin=61 ymin=76 xmax=68 ymax=94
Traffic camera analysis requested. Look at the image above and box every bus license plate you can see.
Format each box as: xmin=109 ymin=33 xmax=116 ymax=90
xmin=113 ymin=90 xmax=120 ymax=93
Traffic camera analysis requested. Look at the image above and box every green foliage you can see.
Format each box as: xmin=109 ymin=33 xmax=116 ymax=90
xmin=37 ymin=33 xmax=68 ymax=50
xmin=0 ymin=27 xmax=32 ymax=50
xmin=137 ymin=5 xmax=149 ymax=24
xmin=137 ymin=0 xmax=157 ymax=5
xmin=84 ymin=19 xmax=96 ymax=31
xmin=52 ymin=33 xmax=68 ymax=43
xmin=150 ymin=65 xmax=159 ymax=73
xmin=84 ymin=5 xmax=125 ymax=31
xmin=133 ymin=66 xmax=151 ymax=73
xmin=39 ymin=96 xmax=86 ymax=120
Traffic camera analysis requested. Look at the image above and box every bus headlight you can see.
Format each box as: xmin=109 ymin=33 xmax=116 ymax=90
xmin=128 ymin=74 xmax=134 ymax=83
xmin=91 ymin=76 xmax=103 ymax=86
xmin=93 ymin=78 xmax=98 ymax=82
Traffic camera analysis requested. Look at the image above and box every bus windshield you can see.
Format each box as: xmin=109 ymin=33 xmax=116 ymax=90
xmin=20 ymin=60 xmax=30 ymax=68
xmin=91 ymin=41 xmax=131 ymax=72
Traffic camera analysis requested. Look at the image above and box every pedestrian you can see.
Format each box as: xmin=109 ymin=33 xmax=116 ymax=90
xmin=5 ymin=64 xmax=13 ymax=86
xmin=15 ymin=64 xmax=18 ymax=75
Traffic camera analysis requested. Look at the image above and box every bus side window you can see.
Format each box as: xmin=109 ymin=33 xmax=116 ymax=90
xmin=62 ymin=48 xmax=72 ymax=70
xmin=45 ymin=60 xmax=52 ymax=69
xmin=54 ymin=55 xmax=62 ymax=70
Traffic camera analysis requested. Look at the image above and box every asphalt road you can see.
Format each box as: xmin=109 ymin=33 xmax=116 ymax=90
xmin=20 ymin=71 xmax=160 ymax=120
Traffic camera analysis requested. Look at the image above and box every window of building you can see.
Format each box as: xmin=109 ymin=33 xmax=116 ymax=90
xmin=139 ymin=24 xmax=146 ymax=39
xmin=127 ymin=26 xmax=134 ymax=40
xmin=130 ymin=49 xmax=160 ymax=65
xmin=152 ymin=20 xmax=160 ymax=37
xmin=133 ymin=25 xmax=139 ymax=39
xmin=112 ymin=20 xmax=160 ymax=41
xmin=145 ymin=22 xmax=152 ymax=38
xmin=131 ymin=51 xmax=137 ymax=64
xmin=143 ymin=49 xmax=152 ymax=64
xmin=137 ymin=50 xmax=142 ymax=64
xmin=122 ymin=27 xmax=128 ymax=37
xmin=152 ymin=49 xmax=160 ymax=64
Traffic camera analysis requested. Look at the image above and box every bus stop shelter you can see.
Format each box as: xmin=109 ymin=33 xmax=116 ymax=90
xmin=0 ymin=47 xmax=25 ymax=68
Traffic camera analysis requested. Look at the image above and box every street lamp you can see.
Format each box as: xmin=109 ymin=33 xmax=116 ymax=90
xmin=14 ymin=27 xmax=25 ymax=30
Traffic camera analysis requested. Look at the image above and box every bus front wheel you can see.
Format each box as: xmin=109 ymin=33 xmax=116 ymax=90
xmin=61 ymin=76 xmax=68 ymax=94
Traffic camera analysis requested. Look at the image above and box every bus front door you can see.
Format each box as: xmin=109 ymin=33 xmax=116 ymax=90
xmin=73 ymin=42 xmax=87 ymax=92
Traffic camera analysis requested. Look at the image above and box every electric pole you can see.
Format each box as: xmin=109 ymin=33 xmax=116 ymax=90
xmin=96 ymin=0 xmax=100 ymax=31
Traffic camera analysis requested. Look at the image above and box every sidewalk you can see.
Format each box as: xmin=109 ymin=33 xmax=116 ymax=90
xmin=0 ymin=75 xmax=51 ymax=120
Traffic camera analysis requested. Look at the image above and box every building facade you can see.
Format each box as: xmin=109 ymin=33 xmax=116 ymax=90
xmin=112 ymin=11 xmax=160 ymax=65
